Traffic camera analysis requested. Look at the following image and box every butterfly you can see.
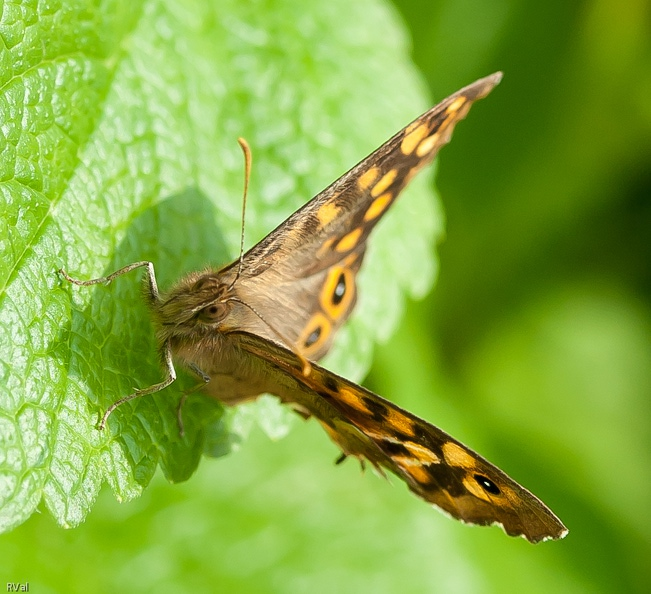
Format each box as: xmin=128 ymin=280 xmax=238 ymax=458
xmin=60 ymin=72 xmax=567 ymax=543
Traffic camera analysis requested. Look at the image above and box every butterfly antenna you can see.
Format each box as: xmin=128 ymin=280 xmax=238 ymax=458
xmin=225 ymin=140 xmax=312 ymax=377
xmin=229 ymin=137 xmax=252 ymax=291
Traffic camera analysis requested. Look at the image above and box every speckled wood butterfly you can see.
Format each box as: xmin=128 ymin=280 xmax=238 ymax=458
xmin=60 ymin=72 xmax=567 ymax=543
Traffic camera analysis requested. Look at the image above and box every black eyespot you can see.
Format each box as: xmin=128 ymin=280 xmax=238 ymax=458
xmin=474 ymin=474 xmax=501 ymax=495
xmin=304 ymin=325 xmax=322 ymax=348
xmin=332 ymin=273 xmax=346 ymax=305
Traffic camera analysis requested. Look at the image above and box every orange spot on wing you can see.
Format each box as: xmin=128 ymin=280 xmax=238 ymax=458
xmin=358 ymin=166 xmax=380 ymax=191
xmin=446 ymin=96 xmax=467 ymax=114
xmin=316 ymin=237 xmax=336 ymax=257
xmin=384 ymin=408 xmax=416 ymax=437
xmin=371 ymin=169 xmax=398 ymax=197
xmin=442 ymin=441 xmax=476 ymax=469
xmin=364 ymin=191 xmax=393 ymax=221
xmin=415 ymin=132 xmax=440 ymax=157
xmin=335 ymin=227 xmax=363 ymax=252
xmin=402 ymin=463 xmax=432 ymax=485
xmin=403 ymin=441 xmax=441 ymax=464
xmin=342 ymin=252 xmax=359 ymax=267
xmin=400 ymin=122 xmax=429 ymax=156
xmin=337 ymin=387 xmax=372 ymax=414
xmin=317 ymin=202 xmax=341 ymax=227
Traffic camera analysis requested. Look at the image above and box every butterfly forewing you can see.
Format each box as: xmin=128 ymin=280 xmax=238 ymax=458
xmin=227 ymin=73 xmax=503 ymax=360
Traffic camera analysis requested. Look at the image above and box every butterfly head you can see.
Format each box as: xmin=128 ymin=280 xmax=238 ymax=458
xmin=152 ymin=271 xmax=236 ymax=339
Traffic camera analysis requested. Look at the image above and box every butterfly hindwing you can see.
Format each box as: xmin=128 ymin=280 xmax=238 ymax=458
xmin=232 ymin=330 xmax=567 ymax=543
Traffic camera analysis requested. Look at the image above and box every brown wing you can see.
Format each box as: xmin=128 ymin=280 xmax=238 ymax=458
xmin=230 ymin=330 xmax=568 ymax=543
xmin=224 ymin=73 xmax=503 ymax=360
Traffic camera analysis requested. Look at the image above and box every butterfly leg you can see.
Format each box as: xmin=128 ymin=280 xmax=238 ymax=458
xmin=58 ymin=261 xmax=161 ymax=302
xmin=58 ymin=262 xmax=170 ymax=429
xmin=97 ymin=339 xmax=177 ymax=430
xmin=175 ymin=363 xmax=211 ymax=437
xmin=334 ymin=452 xmax=368 ymax=473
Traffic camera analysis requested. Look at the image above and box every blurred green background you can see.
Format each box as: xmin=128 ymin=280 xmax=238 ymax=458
xmin=3 ymin=0 xmax=651 ymax=592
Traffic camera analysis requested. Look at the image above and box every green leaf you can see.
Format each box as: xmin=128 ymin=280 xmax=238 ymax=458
xmin=0 ymin=0 xmax=440 ymax=532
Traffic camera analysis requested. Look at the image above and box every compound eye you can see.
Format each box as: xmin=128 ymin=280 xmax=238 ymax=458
xmin=198 ymin=302 xmax=228 ymax=323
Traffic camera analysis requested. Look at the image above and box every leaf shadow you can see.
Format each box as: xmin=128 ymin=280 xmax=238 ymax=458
xmin=56 ymin=187 xmax=233 ymax=485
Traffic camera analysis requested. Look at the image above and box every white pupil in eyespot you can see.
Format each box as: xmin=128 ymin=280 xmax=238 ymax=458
xmin=333 ymin=274 xmax=346 ymax=305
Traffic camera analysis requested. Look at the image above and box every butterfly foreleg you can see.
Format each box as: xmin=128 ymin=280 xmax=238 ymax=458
xmin=58 ymin=260 xmax=162 ymax=302
xmin=95 ymin=339 xmax=177 ymax=430
xmin=59 ymin=261 xmax=174 ymax=430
